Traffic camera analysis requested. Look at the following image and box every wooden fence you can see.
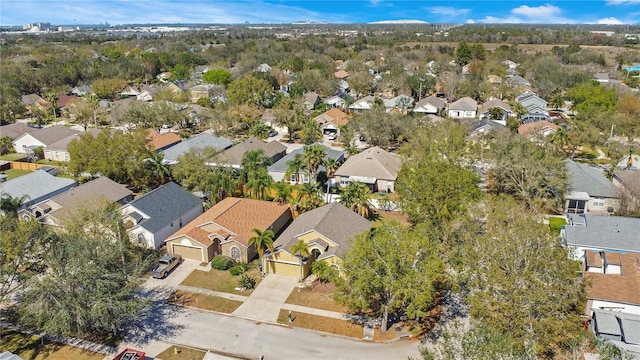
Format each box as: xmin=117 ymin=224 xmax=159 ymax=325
xmin=7 ymin=161 xmax=58 ymax=171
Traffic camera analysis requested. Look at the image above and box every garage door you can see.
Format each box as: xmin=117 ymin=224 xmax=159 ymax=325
xmin=172 ymin=244 xmax=203 ymax=262
xmin=267 ymin=261 xmax=300 ymax=278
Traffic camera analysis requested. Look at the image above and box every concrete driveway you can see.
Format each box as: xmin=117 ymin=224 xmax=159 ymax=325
xmin=140 ymin=259 xmax=200 ymax=301
xmin=231 ymin=274 xmax=298 ymax=322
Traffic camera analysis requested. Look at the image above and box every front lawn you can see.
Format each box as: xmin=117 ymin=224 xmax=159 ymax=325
xmin=0 ymin=330 xmax=104 ymax=360
xmin=285 ymin=282 xmax=349 ymax=313
xmin=156 ymin=345 xmax=206 ymax=360
xmin=171 ymin=290 xmax=243 ymax=313
xmin=180 ymin=260 xmax=262 ymax=295
xmin=2 ymin=168 xmax=32 ymax=180
xmin=277 ymin=310 xmax=364 ymax=338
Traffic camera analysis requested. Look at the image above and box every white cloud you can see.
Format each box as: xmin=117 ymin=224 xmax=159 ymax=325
xmin=606 ymin=0 xmax=640 ymax=4
xmin=427 ymin=6 xmax=470 ymax=17
xmin=596 ymin=17 xmax=624 ymax=24
xmin=465 ymin=19 xmax=476 ymax=24
xmin=511 ymin=4 xmax=562 ymax=19
xmin=477 ymin=15 xmax=523 ymax=24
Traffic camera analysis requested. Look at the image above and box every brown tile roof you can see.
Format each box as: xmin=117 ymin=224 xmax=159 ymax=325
xmin=314 ymin=108 xmax=351 ymax=127
xmin=146 ymin=129 xmax=182 ymax=151
xmin=517 ymin=120 xmax=559 ymax=137
xmin=585 ymin=252 xmax=640 ymax=306
xmin=168 ymin=197 xmax=291 ymax=247
xmin=334 ymin=70 xmax=349 ymax=79
xmin=56 ymin=94 xmax=78 ymax=108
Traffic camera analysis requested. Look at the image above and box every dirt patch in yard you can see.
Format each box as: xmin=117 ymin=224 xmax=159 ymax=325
xmin=285 ymin=282 xmax=350 ymax=313
xmin=157 ymin=345 xmax=206 ymax=360
xmin=0 ymin=330 xmax=105 ymax=360
xmin=277 ymin=310 xmax=364 ymax=338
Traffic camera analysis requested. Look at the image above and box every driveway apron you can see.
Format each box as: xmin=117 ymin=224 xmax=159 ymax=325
xmin=231 ymin=274 xmax=298 ymax=323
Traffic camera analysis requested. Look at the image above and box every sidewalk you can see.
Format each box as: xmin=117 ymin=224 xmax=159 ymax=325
xmin=176 ymin=285 xmax=249 ymax=302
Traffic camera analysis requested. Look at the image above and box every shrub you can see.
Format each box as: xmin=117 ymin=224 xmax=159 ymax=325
xmin=211 ymin=255 xmax=234 ymax=270
xmin=229 ymin=262 xmax=249 ymax=276
xmin=239 ymin=274 xmax=256 ymax=289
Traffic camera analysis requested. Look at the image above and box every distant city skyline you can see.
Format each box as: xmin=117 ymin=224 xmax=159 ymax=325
xmin=1 ymin=0 xmax=639 ymax=26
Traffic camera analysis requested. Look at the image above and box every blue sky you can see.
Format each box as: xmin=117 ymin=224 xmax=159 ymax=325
xmin=1 ymin=0 xmax=639 ymax=26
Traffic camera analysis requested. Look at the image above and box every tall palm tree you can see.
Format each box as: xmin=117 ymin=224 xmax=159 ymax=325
xmin=246 ymin=168 xmax=272 ymax=200
xmin=273 ymin=181 xmax=293 ymax=205
xmin=248 ymin=228 xmax=275 ymax=259
xmin=146 ymin=151 xmax=171 ymax=185
xmin=286 ymin=153 xmax=305 ymax=184
xmin=549 ymin=92 xmax=565 ymax=111
xmin=487 ymin=107 xmax=505 ymax=121
xmin=323 ymin=157 xmax=339 ymax=180
xmin=249 ymin=122 xmax=269 ymax=140
xmin=290 ymin=239 xmax=310 ymax=259
xmin=302 ymin=145 xmax=326 ymax=183
xmin=0 ymin=193 xmax=29 ymax=217
xmin=299 ymin=119 xmax=323 ymax=145
xmin=296 ymin=182 xmax=324 ymax=213
xmin=87 ymin=94 xmax=100 ymax=128
xmin=511 ymin=102 xmax=528 ymax=119
xmin=241 ymin=149 xmax=268 ymax=196
xmin=340 ymin=181 xmax=375 ymax=219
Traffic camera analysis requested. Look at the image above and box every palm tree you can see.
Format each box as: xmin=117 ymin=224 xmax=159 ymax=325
xmin=0 ymin=193 xmax=29 ymax=217
xmin=87 ymin=94 xmax=100 ymax=128
xmin=241 ymin=149 xmax=268 ymax=196
xmin=273 ymin=181 xmax=293 ymax=205
xmin=210 ymin=167 xmax=237 ymax=203
xmin=486 ymin=107 xmax=505 ymax=120
xmin=248 ymin=228 xmax=275 ymax=260
xmin=45 ymin=92 xmax=58 ymax=120
xmin=323 ymin=157 xmax=339 ymax=180
xmin=290 ymin=239 xmax=310 ymax=259
xmin=246 ymin=168 xmax=272 ymax=200
xmin=550 ymin=127 xmax=569 ymax=156
xmin=274 ymin=98 xmax=304 ymax=143
xmin=511 ymin=102 xmax=528 ymax=119
xmin=296 ymin=182 xmax=324 ymax=213
xmin=299 ymin=119 xmax=323 ymax=145
xmin=147 ymin=151 xmax=171 ymax=185
xmin=549 ymin=92 xmax=564 ymax=111
xmin=340 ymin=181 xmax=375 ymax=219
xmin=302 ymin=145 xmax=326 ymax=183
xmin=285 ymin=153 xmax=305 ymax=184
xmin=249 ymin=122 xmax=269 ymax=140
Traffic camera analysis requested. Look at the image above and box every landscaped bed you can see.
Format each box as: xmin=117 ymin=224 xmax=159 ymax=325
xmin=0 ymin=329 xmax=105 ymax=360
xmin=156 ymin=345 xmax=207 ymax=360
xmin=277 ymin=310 xmax=364 ymax=338
xmin=285 ymin=282 xmax=349 ymax=313
xmin=180 ymin=260 xmax=262 ymax=295
xmin=171 ymin=290 xmax=243 ymax=313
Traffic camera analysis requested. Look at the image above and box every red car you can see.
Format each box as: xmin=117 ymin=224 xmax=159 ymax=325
xmin=112 ymin=348 xmax=146 ymax=360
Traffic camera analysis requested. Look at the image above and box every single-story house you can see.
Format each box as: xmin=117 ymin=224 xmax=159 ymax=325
xmin=256 ymin=63 xmax=272 ymax=73
xmin=565 ymin=159 xmax=620 ymax=214
xmin=508 ymin=75 xmax=531 ymax=88
xmin=162 ymin=133 xmax=233 ymax=165
xmin=263 ymin=202 xmax=372 ymax=279
xmin=324 ymin=95 xmax=347 ymax=109
xmin=517 ymin=120 xmax=559 ymax=142
xmin=413 ymin=96 xmax=446 ymax=115
xmin=467 ymin=119 xmax=507 ymax=137
xmin=613 ymin=170 xmax=640 ymax=210
xmin=12 ymin=125 xmax=78 ymax=155
xmin=481 ymin=99 xmax=512 ymax=120
xmin=313 ymin=108 xmax=351 ymax=136
xmin=21 ymin=94 xmax=48 ymax=110
xmin=303 ymin=92 xmax=321 ymax=110
xmin=334 ymin=146 xmax=401 ymax=193
xmin=44 ymin=129 xmax=102 ymax=162
xmin=447 ymin=97 xmax=477 ymax=119
xmin=384 ymin=94 xmax=414 ymax=114
xmin=215 ymin=137 xmax=287 ymax=169
xmin=516 ymin=90 xmax=547 ymax=114
xmin=591 ymin=309 xmax=640 ymax=356
xmin=1 ymin=169 xmax=77 ymax=213
xmin=71 ymin=85 xmax=92 ymax=97
xmin=348 ymin=95 xmax=376 ymax=113
xmin=165 ymin=197 xmax=292 ymax=263
xmin=268 ymin=145 xmax=344 ymax=183
xmin=147 ymin=129 xmax=182 ymax=152
xmin=21 ymin=176 xmax=133 ymax=226
xmin=120 ymin=182 xmax=203 ymax=249
xmin=521 ymin=113 xmax=552 ymax=124
xmin=0 ymin=123 xmax=39 ymax=140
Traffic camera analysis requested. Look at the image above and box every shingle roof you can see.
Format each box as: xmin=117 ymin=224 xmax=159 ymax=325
xmin=468 ymin=119 xmax=507 ymax=135
xmin=268 ymin=145 xmax=344 ymax=173
xmin=563 ymin=214 xmax=640 ymax=253
xmin=272 ymin=202 xmax=371 ymax=258
xmin=585 ymin=252 xmax=640 ymax=305
xmin=146 ymin=129 xmax=182 ymax=151
xmin=314 ymin=109 xmax=351 ymax=127
xmin=349 ymin=95 xmax=375 ymax=110
xmin=334 ymin=70 xmax=349 ymax=79
xmin=482 ymin=99 xmax=511 ymax=112
xmin=18 ymin=125 xmax=79 ymax=146
xmin=168 ymin=197 xmax=291 ymax=246
xmin=565 ymin=159 xmax=620 ymax=198
xmin=126 ymin=182 xmax=202 ymax=233
xmin=414 ymin=95 xmax=445 ymax=110
xmin=0 ymin=123 xmax=39 ymax=140
xmin=517 ymin=120 xmax=559 ymax=137
xmin=334 ymin=146 xmax=401 ymax=181
xmin=45 ymin=129 xmax=101 ymax=152
xmin=0 ymin=170 xmax=77 ymax=206
xmin=448 ymin=97 xmax=477 ymax=111
xmin=614 ymin=170 xmax=640 ymax=199
xmin=384 ymin=95 xmax=414 ymax=108
xmin=217 ymin=137 xmax=286 ymax=167
xmin=162 ymin=133 xmax=232 ymax=163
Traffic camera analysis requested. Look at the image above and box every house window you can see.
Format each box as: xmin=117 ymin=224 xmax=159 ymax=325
xmin=340 ymin=178 xmax=350 ymax=185
xmin=137 ymin=233 xmax=146 ymax=245
xmin=179 ymin=218 xmax=183 ymax=227
xmin=290 ymin=174 xmax=297 ymax=182
xmin=230 ymin=246 xmax=241 ymax=261
xmin=593 ymin=198 xmax=605 ymax=207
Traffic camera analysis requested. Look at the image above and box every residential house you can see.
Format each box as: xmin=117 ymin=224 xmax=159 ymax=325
xmin=502 ymin=60 xmax=519 ymax=69
xmin=517 ymin=120 xmax=559 ymax=142
xmin=324 ymin=95 xmax=347 ymax=109
xmin=21 ymin=176 xmax=133 ymax=226
xmin=146 ymin=129 xmax=182 ymax=152
xmin=165 ymin=197 xmax=292 ymax=263
xmin=188 ymin=84 xmax=214 ymax=103
xmin=256 ymin=63 xmax=272 ymax=73
xmin=119 ymin=86 xmax=140 ymax=97
xmin=334 ymin=70 xmax=349 ymax=80
xmin=565 ymin=159 xmax=620 ymax=214
xmin=467 ymin=119 xmax=507 ymax=137
xmin=521 ymin=113 xmax=552 ymax=124
xmin=260 ymin=109 xmax=276 ymax=128
xmin=413 ymin=96 xmax=446 ymax=115
xmin=591 ymin=309 xmax=640 ymax=356
xmin=486 ymin=74 xmax=503 ymax=85
xmin=447 ymin=97 xmax=477 ymax=119
xmin=384 ymin=94 xmax=414 ymax=114
xmin=120 ymin=182 xmax=203 ymax=249
xmin=613 ymin=170 xmax=640 ymax=210
xmin=303 ymin=92 xmax=322 ymax=111
xmin=21 ymin=94 xmax=48 ymax=111
xmin=163 ymin=82 xmax=185 ymax=95
xmin=0 ymin=123 xmax=38 ymax=140
xmin=348 ymin=95 xmax=376 ymax=113
xmin=162 ymin=133 xmax=233 ymax=165
xmin=71 ymin=85 xmax=92 ymax=97
xmin=334 ymin=146 xmax=401 ymax=193
xmin=0 ymin=170 xmax=77 ymax=213
xmin=156 ymin=72 xmax=171 ymax=83
xmin=12 ymin=125 xmax=78 ymax=155
xmin=44 ymin=128 xmax=102 ymax=162
xmin=508 ymin=75 xmax=531 ymax=88
xmin=215 ymin=137 xmax=287 ymax=169
xmin=137 ymin=86 xmax=159 ymax=102
xmin=313 ymin=108 xmax=351 ymax=136
xmin=268 ymin=145 xmax=344 ymax=183
xmin=264 ymin=202 xmax=372 ymax=279
xmin=481 ymin=99 xmax=512 ymax=120
xmin=516 ymin=90 xmax=547 ymax=114
xmin=55 ymin=94 xmax=78 ymax=113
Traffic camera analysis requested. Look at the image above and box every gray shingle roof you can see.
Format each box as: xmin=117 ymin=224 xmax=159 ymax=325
xmin=272 ymin=202 xmax=371 ymax=258
xmin=448 ymin=97 xmax=477 ymax=111
xmin=335 ymin=146 xmax=401 ymax=181
xmin=162 ymin=133 xmax=232 ymax=163
xmin=593 ymin=309 xmax=622 ymax=336
xmin=414 ymin=95 xmax=445 ymax=110
xmin=0 ymin=170 xmax=77 ymax=207
xmin=126 ymin=182 xmax=202 ymax=233
xmin=566 ymin=159 xmax=620 ymax=198
xmin=268 ymin=145 xmax=344 ymax=174
xmin=217 ymin=137 xmax=286 ymax=167
xmin=21 ymin=125 xmax=79 ymax=146
xmin=0 ymin=123 xmax=39 ymax=140
xmin=563 ymin=214 xmax=640 ymax=253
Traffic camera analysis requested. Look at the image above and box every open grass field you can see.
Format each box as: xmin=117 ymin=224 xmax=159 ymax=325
xmin=180 ymin=260 xmax=262 ymax=295
xmin=172 ymin=290 xmax=243 ymax=313
xmin=156 ymin=345 xmax=207 ymax=360
xmin=0 ymin=330 xmax=104 ymax=360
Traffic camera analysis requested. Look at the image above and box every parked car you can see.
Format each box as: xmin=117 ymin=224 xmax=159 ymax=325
xmin=268 ymin=129 xmax=278 ymax=137
xmin=328 ymin=133 xmax=337 ymax=140
xmin=151 ymin=254 xmax=182 ymax=279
